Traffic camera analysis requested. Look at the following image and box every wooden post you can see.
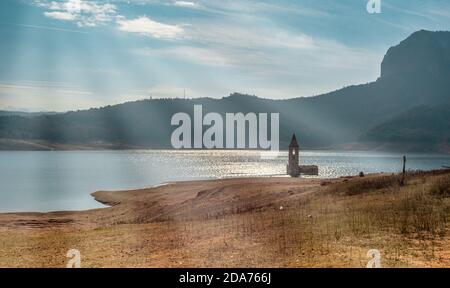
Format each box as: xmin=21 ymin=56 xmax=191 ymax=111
xmin=403 ymin=155 xmax=406 ymax=174
xmin=400 ymin=155 xmax=406 ymax=186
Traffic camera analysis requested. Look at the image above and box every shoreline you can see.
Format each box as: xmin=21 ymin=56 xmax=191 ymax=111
xmin=0 ymin=168 xmax=447 ymax=218
xmin=0 ymin=175 xmax=287 ymax=215
xmin=0 ymin=175 xmax=333 ymax=226
xmin=1 ymin=139 xmax=450 ymax=154
xmin=0 ymin=170 xmax=431 ymax=216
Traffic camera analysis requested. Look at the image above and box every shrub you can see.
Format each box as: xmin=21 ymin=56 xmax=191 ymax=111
xmin=430 ymin=175 xmax=450 ymax=197
xmin=338 ymin=175 xmax=400 ymax=196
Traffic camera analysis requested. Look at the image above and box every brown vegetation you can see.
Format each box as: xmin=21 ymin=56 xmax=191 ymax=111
xmin=1 ymin=171 xmax=450 ymax=267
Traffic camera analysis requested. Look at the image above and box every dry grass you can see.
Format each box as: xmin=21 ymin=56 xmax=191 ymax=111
xmin=430 ymin=174 xmax=450 ymax=197
xmin=1 ymin=171 xmax=450 ymax=267
xmin=335 ymin=174 xmax=403 ymax=196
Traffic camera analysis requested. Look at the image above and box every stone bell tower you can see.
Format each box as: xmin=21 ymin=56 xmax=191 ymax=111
xmin=287 ymin=134 xmax=300 ymax=177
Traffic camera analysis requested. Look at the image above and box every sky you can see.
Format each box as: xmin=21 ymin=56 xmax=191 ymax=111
xmin=0 ymin=0 xmax=449 ymax=112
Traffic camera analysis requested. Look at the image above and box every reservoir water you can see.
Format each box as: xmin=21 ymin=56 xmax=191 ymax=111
xmin=0 ymin=150 xmax=449 ymax=212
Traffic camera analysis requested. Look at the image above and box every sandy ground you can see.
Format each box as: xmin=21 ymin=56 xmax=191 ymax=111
xmin=0 ymin=173 xmax=449 ymax=268
xmin=0 ymin=177 xmax=323 ymax=228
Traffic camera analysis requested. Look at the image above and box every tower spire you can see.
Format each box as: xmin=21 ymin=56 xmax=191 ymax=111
xmin=289 ymin=134 xmax=299 ymax=148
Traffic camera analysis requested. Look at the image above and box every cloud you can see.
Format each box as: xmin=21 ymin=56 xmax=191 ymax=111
xmin=136 ymin=46 xmax=231 ymax=67
xmin=39 ymin=0 xmax=117 ymax=27
xmin=117 ymin=16 xmax=184 ymax=39
xmin=181 ymin=0 xmax=329 ymax=18
xmin=186 ymin=23 xmax=315 ymax=50
xmin=173 ymin=1 xmax=199 ymax=9
xmin=133 ymin=22 xmax=316 ymax=68
xmin=35 ymin=1 xmax=185 ymax=39
xmin=146 ymin=84 xmax=198 ymax=98
xmin=0 ymin=81 xmax=97 ymax=112
xmin=131 ymin=16 xmax=380 ymax=74
xmin=4 ymin=22 xmax=89 ymax=34
xmin=44 ymin=11 xmax=76 ymax=21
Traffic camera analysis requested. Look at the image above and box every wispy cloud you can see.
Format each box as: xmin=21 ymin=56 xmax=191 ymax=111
xmin=0 ymin=81 xmax=97 ymax=111
xmin=34 ymin=1 xmax=187 ymax=39
xmin=117 ymin=16 xmax=184 ymax=39
xmin=146 ymin=84 xmax=198 ymax=98
xmin=186 ymin=23 xmax=315 ymax=50
xmin=180 ymin=0 xmax=329 ymax=18
xmin=44 ymin=11 xmax=76 ymax=21
xmin=135 ymin=46 xmax=231 ymax=67
xmin=173 ymin=1 xmax=200 ymax=9
xmin=3 ymin=22 xmax=89 ymax=34
xmin=36 ymin=0 xmax=117 ymax=27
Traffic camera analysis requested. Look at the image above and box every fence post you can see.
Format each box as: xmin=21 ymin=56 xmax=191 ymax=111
xmin=400 ymin=155 xmax=406 ymax=186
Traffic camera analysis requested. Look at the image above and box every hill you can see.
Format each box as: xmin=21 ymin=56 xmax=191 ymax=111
xmin=362 ymin=105 xmax=450 ymax=152
xmin=0 ymin=30 xmax=449 ymax=152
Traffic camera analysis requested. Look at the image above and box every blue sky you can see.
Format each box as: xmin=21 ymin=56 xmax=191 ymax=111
xmin=0 ymin=0 xmax=449 ymax=111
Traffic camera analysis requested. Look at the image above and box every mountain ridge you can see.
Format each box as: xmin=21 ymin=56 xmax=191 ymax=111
xmin=1 ymin=30 xmax=449 ymax=152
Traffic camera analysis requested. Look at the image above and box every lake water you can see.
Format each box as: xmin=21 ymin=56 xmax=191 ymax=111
xmin=0 ymin=150 xmax=449 ymax=212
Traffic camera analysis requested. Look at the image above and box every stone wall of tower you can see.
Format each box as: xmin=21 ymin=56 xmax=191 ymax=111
xmin=287 ymin=145 xmax=300 ymax=177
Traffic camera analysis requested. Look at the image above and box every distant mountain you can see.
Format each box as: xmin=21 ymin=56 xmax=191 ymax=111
xmin=381 ymin=30 xmax=450 ymax=80
xmin=0 ymin=30 xmax=449 ymax=152
xmin=0 ymin=111 xmax=58 ymax=117
xmin=362 ymin=105 xmax=450 ymax=152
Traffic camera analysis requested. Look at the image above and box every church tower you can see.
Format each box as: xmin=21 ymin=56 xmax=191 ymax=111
xmin=287 ymin=134 xmax=300 ymax=177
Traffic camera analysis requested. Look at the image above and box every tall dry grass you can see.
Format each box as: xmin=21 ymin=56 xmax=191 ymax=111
xmin=173 ymin=171 xmax=450 ymax=267
xmin=3 ymin=171 xmax=449 ymax=267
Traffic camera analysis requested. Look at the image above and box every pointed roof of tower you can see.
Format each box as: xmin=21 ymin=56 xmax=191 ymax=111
xmin=289 ymin=134 xmax=299 ymax=148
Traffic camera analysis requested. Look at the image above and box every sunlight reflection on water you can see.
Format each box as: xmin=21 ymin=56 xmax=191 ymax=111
xmin=0 ymin=150 xmax=449 ymax=212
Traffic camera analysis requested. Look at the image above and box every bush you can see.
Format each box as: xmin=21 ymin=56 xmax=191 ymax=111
xmin=430 ymin=175 xmax=450 ymax=197
xmin=338 ymin=175 xmax=400 ymax=196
